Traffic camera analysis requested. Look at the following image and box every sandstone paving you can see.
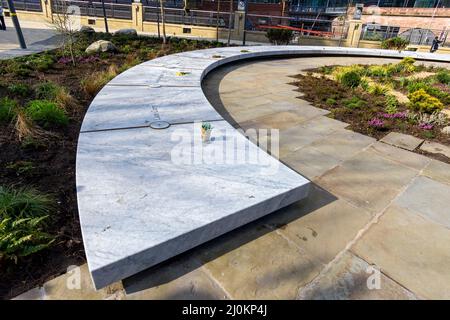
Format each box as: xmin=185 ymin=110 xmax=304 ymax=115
xmin=352 ymin=204 xmax=450 ymax=299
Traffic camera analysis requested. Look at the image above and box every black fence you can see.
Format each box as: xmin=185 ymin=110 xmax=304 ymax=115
xmin=1 ymin=0 xmax=42 ymax=12
xmin=51 ymin=0 xmax=132 ymax=19
xmin=143 ymin=6 xmax=232 ymax=28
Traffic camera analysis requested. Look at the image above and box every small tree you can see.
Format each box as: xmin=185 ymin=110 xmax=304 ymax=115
xmin=51 ymin=0 xmax=79 ymax=65
xmin=266 ymin=29 xmax=294 ymax=45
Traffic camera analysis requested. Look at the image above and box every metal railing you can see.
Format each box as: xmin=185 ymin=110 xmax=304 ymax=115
xmin=143 ymin=6 xmax=232 ymax=28
xmin=1 ymin=0 xmax=42 ymax=12
xmin=51 ymin=0 xmax=132 ymax=19
xmin=360 ymin=25 xmax=449 ymax=47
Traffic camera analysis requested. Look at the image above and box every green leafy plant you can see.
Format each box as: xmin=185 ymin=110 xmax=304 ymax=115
xmin=340 ymin=71 xmax=361 ymax=88
xmin=201 ymin=122 xmax=213 ymax=131
xmin=35 ymin=81 xmax=60 ymax=100
xmin=343 ymin=96 xmax=367 ymax=109
xmin=6 ymin=161 xmax=36 ymax=176
xmin=0 ymin=186 xmax=52 ymax=219
xmin=25 ymin=100 xmax=69 ymax=128
xmin=408 ymin=89 xmax=444 ymax=113
xmin=436 ymin=70 xmax=450 ymax=85
xmin=384 ymin=95 xmax=398 ymax=114
xmin=0 ymin=185 xmax=54 ymax=263
xmin=381 ymin=37 xmax=409 ymax=51
xmin=266 ymin=29 xmax=294 ymax=45
xmin=325 ymin=98 xmax=337 ymax=106
xmin=0 ymin=97 xmax=18 ymax=122
xmin=8 ymin=83 xmax=31 ymax=97
xmin=368 ymin=83 xmax=390 ymax=95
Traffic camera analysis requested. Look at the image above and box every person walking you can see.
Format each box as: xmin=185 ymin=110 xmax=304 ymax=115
xmin=430 ymin=36 xmax=443 ymax=53
xmin=0 ymin=6 xmax=6 ymax=31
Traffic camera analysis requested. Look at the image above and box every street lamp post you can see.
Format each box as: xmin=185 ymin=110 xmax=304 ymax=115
xmin=6 ymin=0 xmax=27 ymax=49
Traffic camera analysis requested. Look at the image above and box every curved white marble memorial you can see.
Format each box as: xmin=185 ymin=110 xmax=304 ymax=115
xmin=76 ymin=46 xmax=450 ymax=289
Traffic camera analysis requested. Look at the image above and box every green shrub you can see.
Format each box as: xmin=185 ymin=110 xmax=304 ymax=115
xmin=408 ymin=81 xmax=450 ymax=104
xmin=0 ymin=186 xmax=52 ymax=218
xmin=408 ymin=89 xmax=444 ymax=113
xmin=385 ymin=95 xmax=398 ymax=114
xmin=35 ymin=81 xmax=60 ymax=100
xmin=343 ymin=96 xmax=367 ymax=109
xmin=325 ymin=98 xmax=337 ymax=105
xmin=4 ymin=61 xmax=32 ymax=77
xmin=27 ymin=54 xmax=55 ymax=72
xmin=340 ymin=71 xmax=361 ymax=88
xmin=8 ymin=83 xmax=31 ymax=97
xmin=368 ymin=83 xmax=390 ymax=95
xmin=0 ymin=186 xmax=54 ymax=263
xmin=25 ymin=100 xmax=69 ymax=128
xmin=381 ymin=37 xmax=409 ymax=51
xmin=400 ymin=57 xmax=416 ymax=65
xmin=0 ymin=97 xmax=18 ymax=122
xmin=436 ymin=70 xmax=450 ymax=85
xmin=367 ymin=65 xmax=390 ymax=77
xmin=265 ymin=29 xmax=294 ymax=45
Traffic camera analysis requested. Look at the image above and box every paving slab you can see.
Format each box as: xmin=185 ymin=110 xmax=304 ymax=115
xmin=394 ymin=176 xmax=450 ymax=228
xmin=380 ymin=132 xmax=424 ymax=151
xmin=298 ymin=252 xmax=418 ymax=300
xmin=420 ymin=141 xmax=450 ymax=159
xmin=352 ymin=204 xmax=450 ymax=299
xmin=77 ymin=121 xmax=310 ymax=289
xmin=262 ymin=185 xmax=372 ymax=265
xmin=369 ymin=141 xmax=431 ymax=171
xmin=196 ymin=225 xmax=322 ymax=299
xmin=282 ymin=145 xmax=343 ymax=180
xmin=123 ymin=257 xmax=228 ymax=300
xmin=316 ymin=149 xmax=418 ymax=213
xmin=422 ymin=159 xmax=450 ymax=186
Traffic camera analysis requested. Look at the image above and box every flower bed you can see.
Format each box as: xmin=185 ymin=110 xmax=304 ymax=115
xmin=291 ymin=58 xmax=450 ymax=161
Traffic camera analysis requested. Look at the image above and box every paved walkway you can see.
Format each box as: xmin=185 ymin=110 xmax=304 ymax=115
xmin=0 ymin=18 xmax=60 ymax=59
xmin=14 ymin=56 xmax=450 ymax=300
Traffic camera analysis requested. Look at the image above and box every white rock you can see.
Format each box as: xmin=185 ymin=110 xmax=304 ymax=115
xmin=114 ymin=28 xmax=138 ymax=36
xmin=442 ymin=126 xmax=450 ymax=135
xmin=85 ymin=40 xmax=117 ymax=54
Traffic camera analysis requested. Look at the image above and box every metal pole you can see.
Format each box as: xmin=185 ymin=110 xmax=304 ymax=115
xmin=6 ymin=0 xmax=27 ymax=49
xmin=242 ymin=0 xmax=248 ymax=45
xmin=101 ymin=0 xmax=109 ymax=33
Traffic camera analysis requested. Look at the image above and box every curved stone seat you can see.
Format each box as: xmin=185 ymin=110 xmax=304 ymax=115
xmin=76 ymin=46 xmax=450 ymax=289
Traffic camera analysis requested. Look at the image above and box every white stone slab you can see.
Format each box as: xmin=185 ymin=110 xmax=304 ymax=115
xmin=108 ymin=64 xmax=203 ymax=87
xmin=77 ymin=121 xmax=310 ymax=289
xmin=81 ymin=85 xmax=223 ymax=132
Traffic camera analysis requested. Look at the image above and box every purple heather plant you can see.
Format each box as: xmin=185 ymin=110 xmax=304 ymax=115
xmin=368 ymin=118 xmax=385 ymax=128
xmin=418 ymin=123 xmax=434 ymax=130
xmin=57 ymin=55 xmax=100 ymax=65
xmin=378 ymin=111 xmax=408 ymax=119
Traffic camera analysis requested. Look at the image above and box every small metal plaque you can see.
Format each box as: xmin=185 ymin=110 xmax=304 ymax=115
xmin=150 ymin=121 xmax=170 ymax=129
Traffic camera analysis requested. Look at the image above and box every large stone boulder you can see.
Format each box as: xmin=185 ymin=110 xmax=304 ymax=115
xmin=79 ymin=25 xmax=95 ymax=34
xmin=85 ymin=40 xmax=117 ymax=54
xmin=114 ymin=28 xmax=138 ymax=36
xmin=442 ymin=126 xmax=450 ymax=135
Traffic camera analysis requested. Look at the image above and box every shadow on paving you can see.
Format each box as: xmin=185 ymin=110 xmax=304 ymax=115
xmin=123 ymin=184 xmax=336 ymax=295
